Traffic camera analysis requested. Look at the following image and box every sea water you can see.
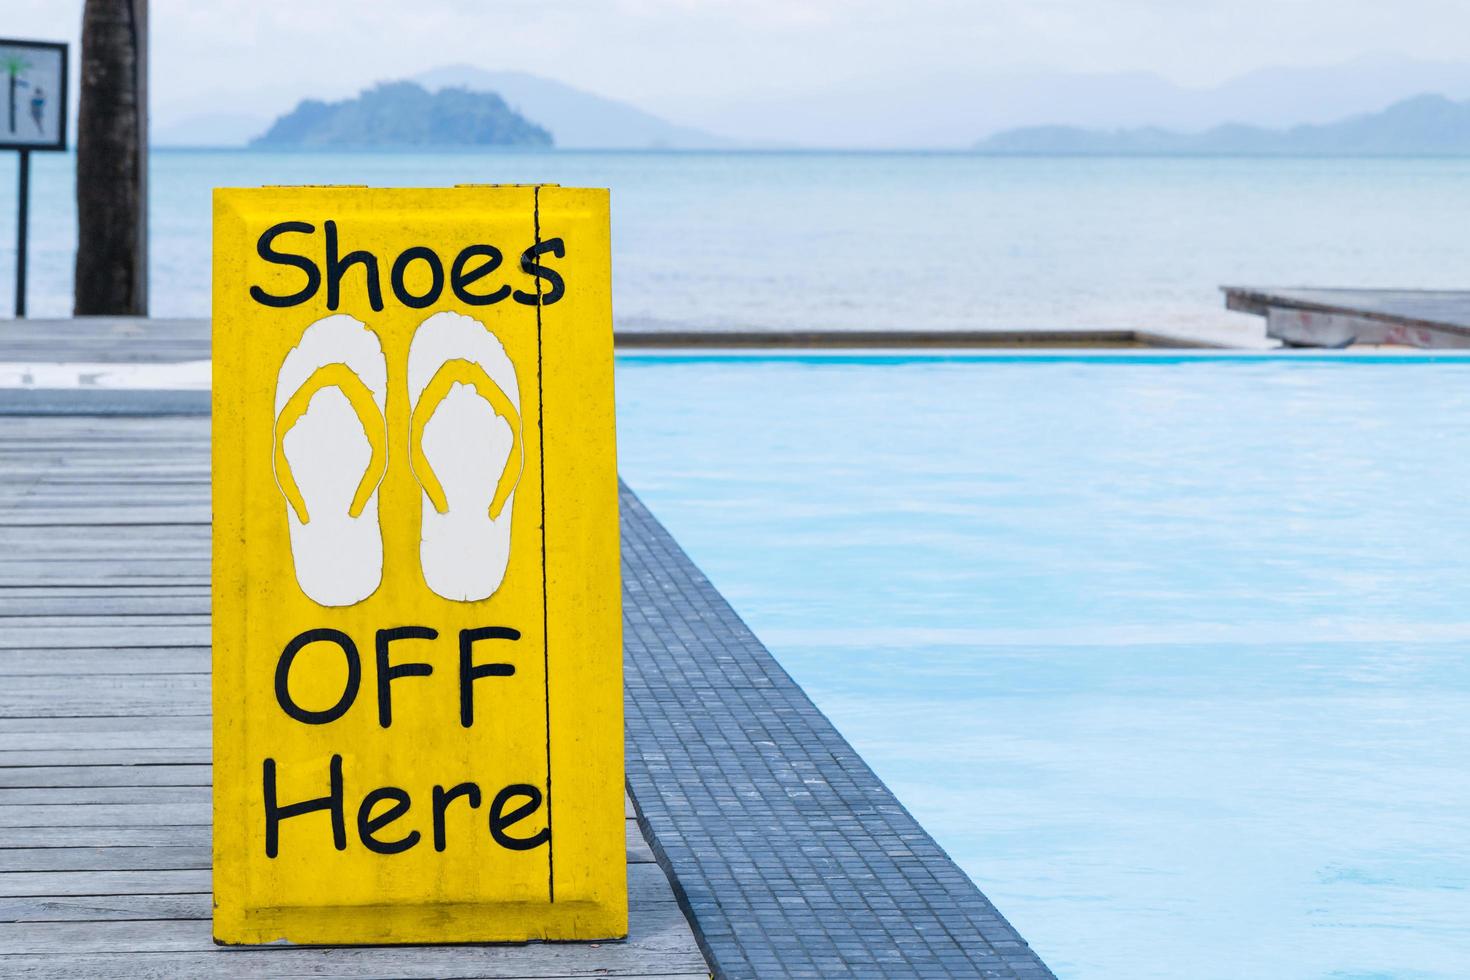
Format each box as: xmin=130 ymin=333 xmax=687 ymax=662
xmin=5 ymin=149 xmax=1470 ymax=334
xmin=615 ymin=354 xmax=1470 ymax=980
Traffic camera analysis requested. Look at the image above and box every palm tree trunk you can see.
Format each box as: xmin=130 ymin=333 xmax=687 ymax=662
xmin=74 ymin=0 xmax=147 ymax=315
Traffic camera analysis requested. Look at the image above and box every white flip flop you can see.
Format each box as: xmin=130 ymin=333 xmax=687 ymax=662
xmin=407 ymin=311 xmax=524 ymax=602
xmin=272 ymin=314 xmax=388 ymax=607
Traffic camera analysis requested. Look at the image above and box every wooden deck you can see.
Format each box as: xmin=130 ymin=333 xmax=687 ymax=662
xmin=1223 ymin=286 xmax=1470 ymax=348
xmin=0 ymin=413 xmax=708 ymax=979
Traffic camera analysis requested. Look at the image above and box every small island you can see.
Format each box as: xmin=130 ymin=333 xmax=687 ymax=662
xmin=251 ymin=81 xmax=552 ymax=148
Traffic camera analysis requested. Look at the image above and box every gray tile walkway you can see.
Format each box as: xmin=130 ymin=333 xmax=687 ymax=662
xmin=620 ymin=486 xmax=1056 ymax=979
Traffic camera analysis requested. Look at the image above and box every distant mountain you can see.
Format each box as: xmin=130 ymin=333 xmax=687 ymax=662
xmin=251 ymin=81 xmax=552 ymax=148
xmin=678 ymin=54 xmax=1470 ymax=148
xmin=152 ymin=53 xmax=1470 ymax=150
xmin=413 ymin=66 xmax=731 ymax=149
xmin=972 ymin=94 xmax=1470 ymax=155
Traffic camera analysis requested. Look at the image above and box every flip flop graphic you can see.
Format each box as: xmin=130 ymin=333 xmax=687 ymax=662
xmin=273 ymin=315 xmax=388 ymax=607
xmin=408 ymin=312 xmax=524 ymax=602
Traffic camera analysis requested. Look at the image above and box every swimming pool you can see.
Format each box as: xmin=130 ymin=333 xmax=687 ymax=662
xmin=613 ymin=353 xmax=1470 ymax=980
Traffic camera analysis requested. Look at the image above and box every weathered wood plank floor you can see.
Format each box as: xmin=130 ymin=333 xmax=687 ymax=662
xmin=0 ymin=414 xmax=708 ymax=979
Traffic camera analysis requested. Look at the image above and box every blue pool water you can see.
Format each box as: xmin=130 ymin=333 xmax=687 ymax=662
xmin=614 ymin=354 xmax=1470 ymax=980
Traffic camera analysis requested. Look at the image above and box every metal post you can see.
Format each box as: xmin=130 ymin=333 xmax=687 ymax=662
xmin=133 ymin=0 xmax=148 ymax=313
xmin=15 ymin=148 xmax=28 ymax=318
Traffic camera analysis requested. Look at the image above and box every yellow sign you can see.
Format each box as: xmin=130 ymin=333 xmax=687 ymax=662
xmin=212 ymin=185 xmax=624 ymax=945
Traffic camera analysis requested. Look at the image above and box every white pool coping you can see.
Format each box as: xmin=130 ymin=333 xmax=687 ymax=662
xmin=4 ymin=348 xmax=1470 ymax=396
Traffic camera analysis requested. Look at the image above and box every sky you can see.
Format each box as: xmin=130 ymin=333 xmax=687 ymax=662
xmin=10 ymin=0 xmax=1470 ymax=144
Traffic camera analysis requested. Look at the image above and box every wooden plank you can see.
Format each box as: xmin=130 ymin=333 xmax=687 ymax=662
xmin=616 ymin=326 xmax=1158 ymax=348
xmin=0 ymin=730 xmax=209 ymax=753
xmin=0 ymin=714 xmax=209 ymax=734
xmin=0 ymin=892 xmax=204 ymax=922
xmin=0 ymin=676 xmax=210 ymax=716
xmin=2 ymin=826 xmax=210 ymax=849
xmin=0 ymin=749 xmax=210 ymax=765
xmin=0 ymin=318 xmax=210 ymax=365
xmin=0 ymin=815 xmax=648 ymax=856
xmin=0 ymin=786 xmax=211 ymax=806
xmin=0 ymin=868 xmax=210 ymax=896
xmin=0 ymin=576 xmax=208 ymax=588
xmin=0 ymin=705 xmax=213 ymax=734
xmin=0 ymin=586 xmax=208 ymax=599
xmin=0 ymin=626 xmax=210 ymax=649
xmin=0 ymin=652 xmax=208 ymax=681
xmin=0 ymin=801 xmax=646 ymax=834
xmin=0 ymin=538 xmax=210 ymax=557
xmin=1222 ymin=285 xmax=1470 ymax=348
xmin=0 ymin=568 xmax=209 ymax=582
xmin=0 ymin=673 xmax=210 ymax=696
xmin=0 ymin=599 xmax=212 ymax=616
xmin=0 ymin=615 xmax=210 ymax=628
xmin=0 ymin=511 xmax=210 ymax=527
xmin=0 ymin=847 xmax=208 ymax=872
xmin=1268 ymin=307 xmax=1470 ymax=349
xmin=0 ymin=804 xmax=208 ymax=828
xmin=0 ymin=953 xmax=706 ymax=980
xmin=0 ymin=765 xmax=211 ymax=789
xmin=0 ymin=548 xmax=209 ymax=564
xmin=0 ymin=822 xmax=652 ymax=870
xmin=0 ymin=861 xmax=675 ymax=900
xmin=0 ymin=906 xmax=701 ymax=962
xmin=0 ymin=653 xmax=208 ymax=681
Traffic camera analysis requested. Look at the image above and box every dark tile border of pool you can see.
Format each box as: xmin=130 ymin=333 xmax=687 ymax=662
xmin=620 ymin=483 xmax=1055 ymax=979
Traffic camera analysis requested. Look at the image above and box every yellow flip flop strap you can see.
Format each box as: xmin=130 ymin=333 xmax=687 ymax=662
xmin=273 ymin=363 xmax=387 ymax=525
xmin=410 ymin=358 xmax=524 ymax=522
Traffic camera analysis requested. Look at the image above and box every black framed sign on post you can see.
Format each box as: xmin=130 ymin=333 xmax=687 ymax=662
xmin=1 ymin=38 xmax=68 ymax=317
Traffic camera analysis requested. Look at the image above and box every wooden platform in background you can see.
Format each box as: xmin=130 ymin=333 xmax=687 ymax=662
xmin=0 ymin=414 xmax=708 ymax=979
xmin=0 ymin=318 xmax=212 ymax=362
xmin=1223 ymin=286 xmax=1470 ymax=348
xmin=0 ymin=316 xmax=1230 ymax=358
